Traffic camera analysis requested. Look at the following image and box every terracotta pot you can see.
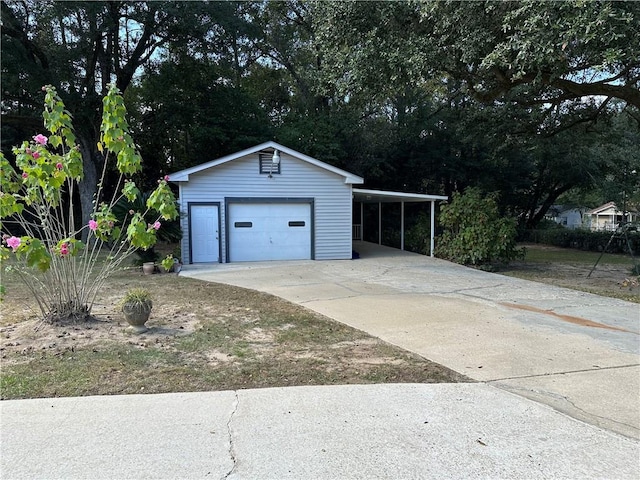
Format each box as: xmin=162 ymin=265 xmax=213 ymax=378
xmin=122 ymin=303 xmax=151 ymax=333
xmin=142 ymin=262 xmax=155 ymax=275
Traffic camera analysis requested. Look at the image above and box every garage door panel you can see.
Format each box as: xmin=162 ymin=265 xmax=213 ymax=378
xmin=228 ymin=203 xmax=311 ymax=262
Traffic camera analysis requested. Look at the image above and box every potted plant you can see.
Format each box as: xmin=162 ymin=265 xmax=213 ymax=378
xmin=159 ymin=255 xmax=175 ymax=273
xmin=121 ymin=288 xmax=153 ymax=333
xmin=142 ymin=262 xmax=155 ymax=275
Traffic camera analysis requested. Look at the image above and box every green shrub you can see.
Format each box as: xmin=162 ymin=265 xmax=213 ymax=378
xmin=521 ymin=228 xmax=639 ymax=254
xmin=404 ymin=212 xmax=433 ymax=255
xmin=535 ymin=218 xmax=565 ymax=230
xmin=436 ymin=188 xmax=523 ymax=266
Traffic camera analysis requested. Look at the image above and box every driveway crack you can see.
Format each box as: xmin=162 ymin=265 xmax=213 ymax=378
xmin=559 ymin=395 xmax=640 ymax=432
xmin=221 ymin=391 xmax=239 ymax=480
xmin=488 ymin=363 xmax=640 ymax=382
xmin=492 ymin=381 xmax=640 ymax=436
xmin=451 ymin=283 xmax=506 ymax=294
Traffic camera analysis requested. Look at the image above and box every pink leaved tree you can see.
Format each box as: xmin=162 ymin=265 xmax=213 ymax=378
xmin=0 ymin=85 xmax=178 ymax=322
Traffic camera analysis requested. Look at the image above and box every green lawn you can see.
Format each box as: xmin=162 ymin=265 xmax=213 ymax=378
xmin=521 ymin=244 xmax=636 ymax=266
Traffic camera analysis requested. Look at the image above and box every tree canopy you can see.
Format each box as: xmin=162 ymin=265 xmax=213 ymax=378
xmin=2 ymin=0 xmax=638 ymax=231
xmin=315 ymin=1 xmax=640 ymax=110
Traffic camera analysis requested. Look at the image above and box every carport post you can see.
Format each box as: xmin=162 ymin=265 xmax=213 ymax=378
xmin=360 ymin=202 xmax=364 ymax=241
xmin=430 ymin=200 xmax=435 ymax=257
xmin=378 ymin=202 xmax=382 ymax=245
xmin=400 ymin=201 xmax=405 ymax=250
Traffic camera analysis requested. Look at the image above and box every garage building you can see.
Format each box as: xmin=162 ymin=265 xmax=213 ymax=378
xmin=169 ymin=141 xmax=364 ymax=264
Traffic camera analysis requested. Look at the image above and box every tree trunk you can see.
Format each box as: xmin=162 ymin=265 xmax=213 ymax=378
xmin=525 ymin=184 xmax=574 ymax=229
xmin=77 ymin=135 xmax=101 ymax=241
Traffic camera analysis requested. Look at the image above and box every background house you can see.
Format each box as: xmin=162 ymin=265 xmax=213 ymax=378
xmin=584 ymin=202 xmax=639 ymax=231
xmin=544 ymin=205 xmax=584 ymax=229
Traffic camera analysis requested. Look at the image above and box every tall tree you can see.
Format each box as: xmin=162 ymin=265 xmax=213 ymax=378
xmin=580 ymin=109 xmax=640 ymax=212
xmin=243 ymin=1 xmax=367 ymax=166
xmin=312 ymin=0 xmax=640 ymax=225
xmin=1 ymin=1 xmax=222 ymax=231
xmin=127 ymin=55 xmax=273 ymax=180
xmin=252 ymin=1 xmax=328 ymax=111
xmin=315 ymin=1 xmax=640 ymax=113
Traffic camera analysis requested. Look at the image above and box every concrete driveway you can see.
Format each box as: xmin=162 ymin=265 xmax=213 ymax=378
xmin=2 ymin=241 xmax=639 ymax=479
xmin=182 ymin=241 xmax=640 ymax=440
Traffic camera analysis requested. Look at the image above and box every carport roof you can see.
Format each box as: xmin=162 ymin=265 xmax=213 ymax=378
xmin=353 ymin=189 xmax=448 ymax=257
xmin=353 ymin=188 xmax=448 ymax=203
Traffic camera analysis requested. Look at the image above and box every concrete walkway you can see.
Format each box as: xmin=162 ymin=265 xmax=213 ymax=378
xmin=2 ymin=384 xmax=639 ymax=479
xmin=2 ymin=242 xmax=639 ymax=479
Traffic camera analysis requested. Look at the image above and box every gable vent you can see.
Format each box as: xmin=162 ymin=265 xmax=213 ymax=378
xmin=259 ymin=153 xmax=281 ymax=175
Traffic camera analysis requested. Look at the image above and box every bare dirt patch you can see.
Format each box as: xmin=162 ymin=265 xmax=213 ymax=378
xmin=1 ymin=306 xmax=200 ymax=361
xmin=501 ymin=244 xmax=639 ymax=303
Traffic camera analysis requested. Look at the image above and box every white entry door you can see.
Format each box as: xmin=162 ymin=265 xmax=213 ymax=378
xmin=228 ymin=202 xmax=311 ymax=262
xmin=190 ymin=204 xmax=219 ymax=263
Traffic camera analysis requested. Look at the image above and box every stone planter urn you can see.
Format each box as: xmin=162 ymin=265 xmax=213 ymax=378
xmin=121 ymin=289 xmax=153 ymax=334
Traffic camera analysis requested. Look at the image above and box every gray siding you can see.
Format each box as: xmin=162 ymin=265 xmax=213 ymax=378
xmin=178 ymin=152 xmax=353 ymax=263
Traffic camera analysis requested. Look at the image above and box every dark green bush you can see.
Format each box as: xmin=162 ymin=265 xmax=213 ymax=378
xmin=535 ymin=218 xmax=565 ymax=230
xmin=521 ymin=228 xmax=639 ymax=254
xmin=436 ymin=188 xmax=523 ymax=266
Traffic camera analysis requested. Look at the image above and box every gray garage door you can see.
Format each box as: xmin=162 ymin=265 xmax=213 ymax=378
xmin=228 ymin=202 xmax=311 ymax=262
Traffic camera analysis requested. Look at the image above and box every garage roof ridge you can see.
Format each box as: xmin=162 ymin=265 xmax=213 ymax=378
xmin=168 ymin=141 xmax=364 ymax=184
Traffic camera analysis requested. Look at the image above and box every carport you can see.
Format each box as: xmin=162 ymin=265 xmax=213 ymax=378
xmin=352 ymin=188 xmax=448 ymax=257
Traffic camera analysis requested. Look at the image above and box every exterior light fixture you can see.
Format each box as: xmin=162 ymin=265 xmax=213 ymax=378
xmin=268 ymin=149 xmax=280 ymax=178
